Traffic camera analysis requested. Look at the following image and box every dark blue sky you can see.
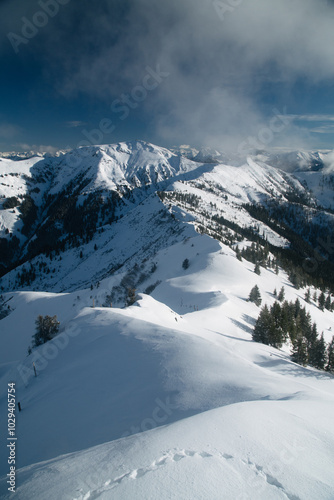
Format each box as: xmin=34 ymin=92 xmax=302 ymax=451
xmin=1 ymin=0 xmax=334 ymax=153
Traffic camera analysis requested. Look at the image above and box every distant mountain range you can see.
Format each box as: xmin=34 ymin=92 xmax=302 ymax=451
xmin=1 ymin=141 xmax=334 ymax=295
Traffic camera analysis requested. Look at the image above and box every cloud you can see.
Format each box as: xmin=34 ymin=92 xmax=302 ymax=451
xmin=309 ymin=125 xmax=334 ymax=134
xmin=289 ymin=115 xmax=334 ymax=122
xmin=50 ymin=1 xmax=334 ymax=88
xmin=323 ymin=150 xmax=334 ymax=172
xmin=2 ymin=0 xmax=334 ymax=149
xmin=57 ymin=0 xmax=334 ymax=148
xmin=17 ymin=143 xmax=59 ymax=154
xmin=287 ymin=114 xmax=334 ymax=137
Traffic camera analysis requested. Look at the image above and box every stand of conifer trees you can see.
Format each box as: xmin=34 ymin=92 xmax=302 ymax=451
xmin=253 ymin=298 xmax=333 ymax=371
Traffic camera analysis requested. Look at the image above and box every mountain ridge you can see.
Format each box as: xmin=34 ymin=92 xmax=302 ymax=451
xmin=0 ymin=141 xmax=334 ymax=499
xmin=1 ymin=140 xmax=327 ymax=294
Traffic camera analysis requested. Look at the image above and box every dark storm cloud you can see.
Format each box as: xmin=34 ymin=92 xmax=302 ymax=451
xmin=1 ymin=0 xmax=334 ymax=149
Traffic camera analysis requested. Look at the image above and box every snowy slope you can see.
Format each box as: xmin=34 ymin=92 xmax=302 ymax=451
xmin=294 ymin=170 xmax=334 ymax=210
xmin=1 ymin=142 xmax=334 ymax=499
xmin=0 ymin=156 xmax=45 ymax=240
xmin=1 ymin=234 xmax=334 ymax=498
xmin=0 ymin=192 xmax=191 ymax=292
xmin=8 ymin=400 xmax=334 ymax=500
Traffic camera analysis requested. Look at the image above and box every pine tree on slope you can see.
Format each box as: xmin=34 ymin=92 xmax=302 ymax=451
xmin=311 ymin=333 xmax=327 ymax=370
xmin=254 ymin=262 xmax=261 ymax=275
xmin=291 ymin=334 xmax=308 ymax=366
xmin=278 ymin=287 xmax=285 ymax=302
xmin=268 ymin=301 xmax=285 ymax=348
xmin=252 ymin=305 xmax=271 ymax=344
xmin=249 ymin=285 xmax=262 ymax=307
xmin=326 ymin=337 xmax=334 ymax=372
xmin=318 ymin=292 xmax=326 ymax=311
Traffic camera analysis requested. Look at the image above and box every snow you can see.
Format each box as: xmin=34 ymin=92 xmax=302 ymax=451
xmin=7 ymin=399 xmax=334 ymax=500
xmin=294 ymin=170 xmax=334 ymax=210
xmin=0 ymin=142 xmax=334 ymax=499
xmin=1 ymin=234 xmax=334 ymax=499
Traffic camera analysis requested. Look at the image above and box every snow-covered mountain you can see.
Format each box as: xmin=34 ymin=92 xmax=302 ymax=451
xmin=171 ymin=145 xmax=333 ymax=171
xmin=1 ymin=140 xmax=331 ymax=293
xmin=0 ymin=150 xmax=66 ymax=161
xmin=0 ymin=141 xmax=334 ymax=499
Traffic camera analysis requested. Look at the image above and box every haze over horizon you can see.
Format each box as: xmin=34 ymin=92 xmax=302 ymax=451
xmin=1 ymin=0 xmax=334 ymax=153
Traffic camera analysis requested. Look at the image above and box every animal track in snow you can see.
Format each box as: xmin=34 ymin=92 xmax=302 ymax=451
xmin=74 ymin=450 xmax=299 ymax=500
xmin=241 ymin=458 xmax=301 ymax=500
xmin=78 ymin=448 xmax=221 ymax=499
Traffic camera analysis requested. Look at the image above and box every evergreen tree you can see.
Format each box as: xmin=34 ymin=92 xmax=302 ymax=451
xmin=312 ymin=333 xmax=327 ymax=370
xmin=289 ymin=271 xmax=302 ymax=289
xmin=304 ymin=288 xmax=311 ymax=303
xmin=254 ymin=262 xmax=261 ymax=275
xmin=291 ymin=334 xmax=308 ymax=366
xmin=235 ymin=246 xmax=242 ymax=261
xmin=182 ymin=258 xmax=190 ymax=270
xmin=325 ymin=295 xmax=331 ymax=311
xmin=326 ymin=336 xmax=334 ymax=372
xmin=307 ymin=323 xmax=319 ymax=366
xmin=253 ymin=305 xmax=271 ymax=344
xmin=278 ymin=287 xmax=285 ymax=302
xmin=268 ymin=301 xmax=284 ymax=348
xmin=280 ymin=301 xmax=293 ymax=339
xmin=273 ymin=288 xmax=277 ymax=297
xmin=299 ymin=309 xmax=312 ymax=340
xmin=126 ymin=288 xmax=137 ymax=307
xmin=248 ymin=285 xmax=262 ymax=307
xmin=294 ymin=298 xmax=302 ymax=318
xmin=313 ymin=291 xmax=318 ymax=303
xmin=318 ymin=292 xmax=326 ymax=311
